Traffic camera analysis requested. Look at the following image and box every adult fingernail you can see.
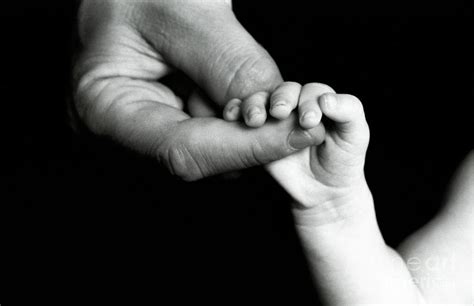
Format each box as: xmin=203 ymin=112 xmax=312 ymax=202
xmin=288 ymin=128 xmax=314 ymax=150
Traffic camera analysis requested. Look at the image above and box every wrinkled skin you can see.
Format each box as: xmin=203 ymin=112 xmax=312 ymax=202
xmin=74 ymin=0 xmax=325 ymax=181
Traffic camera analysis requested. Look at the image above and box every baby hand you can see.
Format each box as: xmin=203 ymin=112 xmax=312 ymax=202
xmin=266 ymin=83 xmax=371 ymax=225
xmin=222 ymin=82 xmax=326 ymax=128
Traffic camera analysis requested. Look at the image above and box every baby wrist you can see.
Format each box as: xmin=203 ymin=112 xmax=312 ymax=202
xmin=293 ymin=200 xmax=385 ymax=260
xmin=291 ymin=184 xmax=374 ymax=227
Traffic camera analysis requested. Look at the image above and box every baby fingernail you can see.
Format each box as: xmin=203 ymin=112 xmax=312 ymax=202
xmin=322 ymin=94 xmax=337 ymax=109
xmin=271 ymin=102 xmax=292 ymax=119
xmin=228 ymin=105 xmax=239 ymax=116
xmin=303 ymin=111 xmax=317 ymax=121
xmin=247 ymin=106 xmax=261 ymax=120
xmin=273 ymin=101 xmax=286 ymax=109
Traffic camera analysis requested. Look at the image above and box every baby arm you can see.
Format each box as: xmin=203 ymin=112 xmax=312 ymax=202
xmin=267 ymin=83 xmax=426 ymax=304
xmin=397 ymin=151 xmax=473 ymax=303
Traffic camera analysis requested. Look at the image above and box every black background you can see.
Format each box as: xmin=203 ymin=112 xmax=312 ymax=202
xmin=1 ymin=1 xmax=472 ymax=304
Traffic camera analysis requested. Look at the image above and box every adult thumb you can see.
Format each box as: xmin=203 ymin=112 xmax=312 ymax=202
xmin=136 ymin=1 xmax=282 ymax=105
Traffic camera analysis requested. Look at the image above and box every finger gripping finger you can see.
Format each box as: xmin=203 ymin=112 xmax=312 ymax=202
xmin=319 ymin=93 xmax=370 ymax=149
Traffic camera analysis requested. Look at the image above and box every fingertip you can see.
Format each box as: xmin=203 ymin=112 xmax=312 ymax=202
xmin=269 ymin=82 xmax=301 ymax=119
xmin=319 ymin=93 xmax=365 ymax=125
xmin=288 ymin=123 xmax=326 ymax=150
xmin=318 ymin=93 xmax=369 ymax=146
xmin=223 ymin=98 xmax=242 ymax=121
xmin=244 ymin=106 xmax=267 ymax=127
xmin=319 ymin=93 xmax=337 ymax=115
xmin=223 ymin=105 xmax=241 ymax=121
xmin=270 ymin=101 xmax=292 ymax=119
xmin=299 ymin=111 xmax=322 ymax=129
xmin=242 ymin=91 xmax=269 ymax=127
xmin=310 ymin=123 xmax=327 ymax=146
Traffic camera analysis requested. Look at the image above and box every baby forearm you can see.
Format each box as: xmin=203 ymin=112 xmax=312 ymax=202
xmin=294 ymin=198 xmax=425 ymax=304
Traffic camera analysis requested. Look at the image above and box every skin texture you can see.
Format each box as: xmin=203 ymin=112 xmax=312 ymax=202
xmin=266 ymin=82 xmax=473 ymax=304
xmin=75 ymin=1 xmax=472 ymax=302
xmin=74 ymin=0 xmax=325 ymax=181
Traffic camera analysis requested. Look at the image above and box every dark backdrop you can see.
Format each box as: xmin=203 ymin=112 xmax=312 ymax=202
xmin=2 ymin=1 xmax=472 ymax=304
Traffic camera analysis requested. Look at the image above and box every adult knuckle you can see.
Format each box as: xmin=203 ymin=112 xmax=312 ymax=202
xmin=225 ymin=51 xmax=281 ymax=100
xmin=73 ymin=80 xmax=106 ymax=134
xmin=250 ymin=137 xmax=278 ymax=165
xmin=160 ymin=140 xmax=203 ymax=182
xmin=74 ymin=76 xmax=134 ymax=135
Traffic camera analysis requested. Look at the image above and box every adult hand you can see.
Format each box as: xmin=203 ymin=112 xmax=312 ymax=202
xmin=73 ymin=0 xmax=324 ymax=181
